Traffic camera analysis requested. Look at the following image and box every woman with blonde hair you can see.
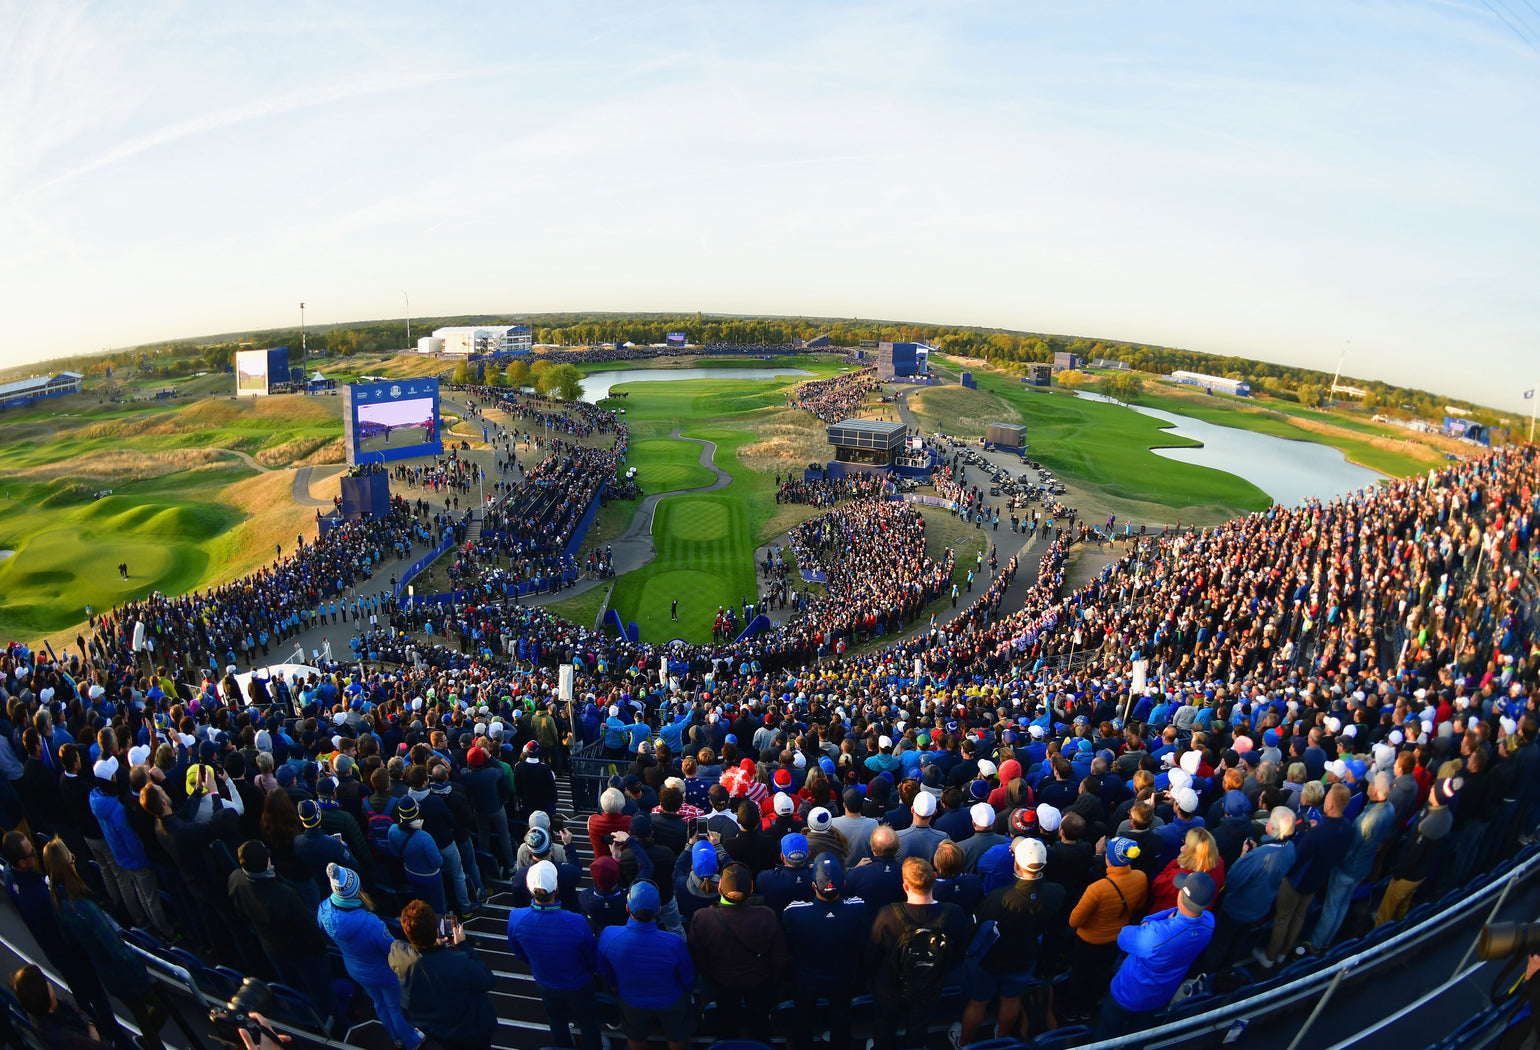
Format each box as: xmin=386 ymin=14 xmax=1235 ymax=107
xmin=1148 ymin=826 xmax=1226 ymax=913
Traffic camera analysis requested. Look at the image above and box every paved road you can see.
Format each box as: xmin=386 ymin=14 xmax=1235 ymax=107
xmin=291 ymin=464 xmax=337 ymax=506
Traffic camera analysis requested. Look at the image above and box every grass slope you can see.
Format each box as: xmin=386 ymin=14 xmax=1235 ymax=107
xmin=930 ymin=371 xmax=1273 ymax=520
xmin=0 ymin=471 xmax=245 ymax=635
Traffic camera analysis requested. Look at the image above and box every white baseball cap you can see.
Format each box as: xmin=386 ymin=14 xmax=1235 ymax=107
xmin=913 ymin=792 xmax=938 ymax=818
xmin=970 ymin=802 xmax=996 ymax=827
xmin=1012 ymin=837 xmax=1048 ymax=871
xmin=526 ymin=860 xmax=558 ymax=894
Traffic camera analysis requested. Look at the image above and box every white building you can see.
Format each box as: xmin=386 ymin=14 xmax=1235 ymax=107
xmin=1169 ymin=370 xmax=1251 ymax=397
xmin=430 ymin=325 xmax=533 ymax=356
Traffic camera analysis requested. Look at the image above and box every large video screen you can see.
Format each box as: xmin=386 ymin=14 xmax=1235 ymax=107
xmin=235 ymin=349 xmax=270 ymax=397
xmin=666 ymin=332 xmax=686 ymax=347
xmin=357 ymin=398 xmax=437 ymax=452
xmin=344 ymin=378 xmax=443 ymax=466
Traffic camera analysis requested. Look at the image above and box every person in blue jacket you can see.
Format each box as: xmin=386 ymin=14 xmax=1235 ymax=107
xmin=389 ymin=797 xmax=446 ymax=914
xmin=316 ymin=864 xmax=419 ymax=1048
xmin=1098 ymin=870 xmax=1216 ymax=1038
xmin=597 ymin=881 xmax=696 ymax=1050
xmin=88 ymin=761 xmax=174 ymax=938
xmin=507 ymin=861 xmax=603 ymax=1050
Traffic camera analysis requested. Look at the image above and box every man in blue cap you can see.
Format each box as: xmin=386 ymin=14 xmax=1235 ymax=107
xmin=758 ymin=832 xmax=816 ymax=912
xmin=673 ymin=838 xmax=722 ymax=922
xmin=783 ymin=852 xmax=869 ymax=1050
xmin=508 ymin=860 xmax=603 ymax=1050
xmin=1097 ymin=870 xmax=1216 ymax=1038
xmin=597 ymin=880 xmax=696 ymax=1050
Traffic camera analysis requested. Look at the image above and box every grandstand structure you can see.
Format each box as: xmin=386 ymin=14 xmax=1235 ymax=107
xmin=1168 ymin=369 xmax=1252 ymax=397
xmin=0 ymin=369 xmax=82 ymax=411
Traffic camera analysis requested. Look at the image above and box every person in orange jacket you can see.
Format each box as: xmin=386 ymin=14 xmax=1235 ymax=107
xmin=1059 ymin=836 xmax=1150 ymax=1022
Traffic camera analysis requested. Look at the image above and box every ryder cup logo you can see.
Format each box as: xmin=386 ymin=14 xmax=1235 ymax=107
xmin=390 ymin=384 xmax=402 ymax=399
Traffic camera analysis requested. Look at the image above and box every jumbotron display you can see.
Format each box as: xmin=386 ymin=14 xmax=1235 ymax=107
xmin=342 ymin=377 xmax=443 ymax=465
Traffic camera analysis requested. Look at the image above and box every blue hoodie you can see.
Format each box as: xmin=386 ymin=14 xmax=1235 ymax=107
xmin=317 ymin=899 xmax=397 ymax=986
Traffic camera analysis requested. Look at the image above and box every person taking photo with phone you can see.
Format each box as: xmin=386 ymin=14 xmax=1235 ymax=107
xmin=390 ymin=899 xmax=496 ymax=1050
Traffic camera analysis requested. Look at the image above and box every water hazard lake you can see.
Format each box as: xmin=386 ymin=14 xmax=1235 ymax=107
xmin=579 ymin=367 xmax=813 ymax=403
xmin=1076 ymin=391 xmax=1385 ymax=507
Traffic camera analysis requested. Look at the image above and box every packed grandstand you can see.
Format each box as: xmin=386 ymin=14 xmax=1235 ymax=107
xmin=1 ymin=376 xmax=1538 ymax=1050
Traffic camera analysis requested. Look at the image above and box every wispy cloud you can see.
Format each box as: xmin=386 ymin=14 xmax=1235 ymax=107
xmin=26 ymin=64 xmax=503 ymax=197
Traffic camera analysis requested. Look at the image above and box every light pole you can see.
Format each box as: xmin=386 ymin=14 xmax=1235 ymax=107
xmin=300 ymin=302 xmax=307 ymax=357
xmin=1330 ymin=340 xmax=1348 ymax=404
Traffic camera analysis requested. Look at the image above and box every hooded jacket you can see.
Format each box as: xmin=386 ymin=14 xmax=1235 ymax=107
xmin=317 ymin=898 xmax=398 ymax=987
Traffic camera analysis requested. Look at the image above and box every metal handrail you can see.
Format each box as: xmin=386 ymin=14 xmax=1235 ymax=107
xmin=1061 ymin=844 xmax=1540 ymax=1050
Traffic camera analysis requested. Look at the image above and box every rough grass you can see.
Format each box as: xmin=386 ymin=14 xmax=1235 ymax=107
xmin=737 ymin=408 xmax=830 ymax=475
xmin=294 ymin=437 xmax=347 ymax=466
xmin=10 ymin=448 xmax=228 ymax=483
xmin=910 ymin=386 xmax=1014 ymax=438
xmin=255 ymin=435 xmax=335 ymax=468
xmin=546 ymin=585 xmax=612 ymax=632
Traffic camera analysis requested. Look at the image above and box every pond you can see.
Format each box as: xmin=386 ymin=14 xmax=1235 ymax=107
xmin=1075 ymin=391 xmax=1384 ymax=507
xmin=579 ymin=367 xmax=812 ymax=404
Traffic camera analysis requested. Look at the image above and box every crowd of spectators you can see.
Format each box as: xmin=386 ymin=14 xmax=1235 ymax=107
xmin=1 ymin=399 xmax=1537 ymax=1050
xmin=790 ymin=369 xmax=879 ymax=425
xmin=788 ymin=500 xmax=958 ymax=645
xmin=775 ymin=472 xmax=890 ymax=507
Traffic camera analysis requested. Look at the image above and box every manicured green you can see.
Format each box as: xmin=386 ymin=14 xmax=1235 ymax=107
xmin=0 ymin=470 xmax=245 ymax=635
xmin=962 ymin=370 xmax=1273 ymax=516
xmin=607 ymin=494 xmax=758 ymax=643
xmin=627 ymin=438 xmax=715 ymax=494
xmin=598 ymin=366 xmax=847 ymax=643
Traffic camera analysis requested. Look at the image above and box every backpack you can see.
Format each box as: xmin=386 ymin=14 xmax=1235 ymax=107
xmin=895 ymin=908 xmax=950 ymax=996
xmin=361 ymin=797 xmax=394 ymax=860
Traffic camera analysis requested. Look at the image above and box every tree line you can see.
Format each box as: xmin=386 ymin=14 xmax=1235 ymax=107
xmin=5 ymin=311 xmax=1511 ymax=428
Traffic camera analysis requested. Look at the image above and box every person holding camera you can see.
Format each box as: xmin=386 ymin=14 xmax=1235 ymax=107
xmin=389 ymin=899 xmax=496 ymax=1050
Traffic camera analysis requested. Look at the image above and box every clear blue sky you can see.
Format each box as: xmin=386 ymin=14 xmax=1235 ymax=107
xmin=3 ymin=1 xmax=1537 ymax=410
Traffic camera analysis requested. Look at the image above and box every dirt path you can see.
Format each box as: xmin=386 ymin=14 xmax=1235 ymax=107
xmin=212 ymin=447 xmax=268 ymax=473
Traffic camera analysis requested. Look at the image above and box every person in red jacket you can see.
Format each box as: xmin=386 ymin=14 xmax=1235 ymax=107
xmin=587 ymin=787 xmax=632 ymax=861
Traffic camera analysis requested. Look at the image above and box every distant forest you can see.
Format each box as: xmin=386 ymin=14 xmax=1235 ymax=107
xmin=8 ymin=310 xmax=1510 ymax=426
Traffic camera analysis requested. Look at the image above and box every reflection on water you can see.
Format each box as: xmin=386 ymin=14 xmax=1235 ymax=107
xmin=580 ymin=367 xmax=813 ymax=404
xmin=1075 ymin=391 xmax=1384 ymax=507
